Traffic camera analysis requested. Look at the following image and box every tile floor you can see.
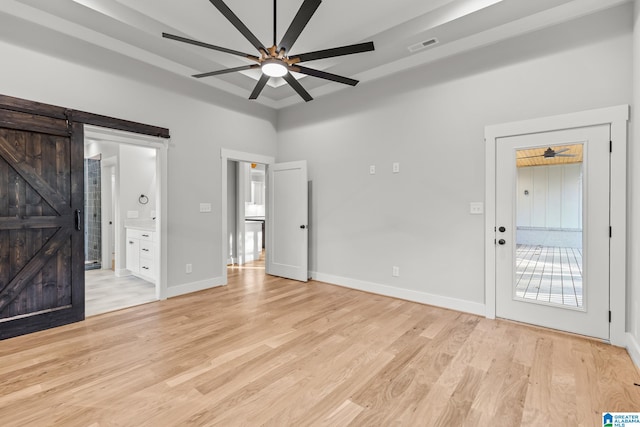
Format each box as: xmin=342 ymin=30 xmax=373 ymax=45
xmin=85 ymin=269 xmax=156 ymax=317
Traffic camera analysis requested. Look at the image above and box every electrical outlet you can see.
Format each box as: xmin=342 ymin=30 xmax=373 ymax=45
xmin=369 ymin=165 xmax=376 ymax=175
xmin=392 ymin=162 xmax=400 ymax=174
xmin=469 ymin=202 xmax=484 ymax=215
xmin=200 ymin=203 xmax=212 ymax=213
xmin=186 ymin=263 xmax=192 ymax=274
xmin=392 ymin=266 xmax=400 ymax=277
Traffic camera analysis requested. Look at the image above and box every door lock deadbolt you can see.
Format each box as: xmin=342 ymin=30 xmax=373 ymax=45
xmin=498 ymin=226 xmax=506 ymax=233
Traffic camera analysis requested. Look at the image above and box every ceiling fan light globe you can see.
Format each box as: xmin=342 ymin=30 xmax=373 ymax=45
xmin=261 ymin=60 xmax=288 ymax=77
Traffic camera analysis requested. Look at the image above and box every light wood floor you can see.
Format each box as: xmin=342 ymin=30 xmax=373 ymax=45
xmin=85 ymin=269 xmax=157 ymax=317
xmin=1 ymin=265 xmax=639 ymax=426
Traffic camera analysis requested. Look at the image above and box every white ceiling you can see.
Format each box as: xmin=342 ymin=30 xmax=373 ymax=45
xmin=0 ymin=0 xmax=630 ymax=109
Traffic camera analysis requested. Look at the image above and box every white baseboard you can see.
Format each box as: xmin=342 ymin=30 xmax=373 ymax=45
xmin=626 ymin=333 xmax=640 ymax=371
xmin=310 ymin=272 xmax=485 ymax=316
xmin=166 ymin=276 xmax=226 ymax=298
xmin=114 ymin=268 xmax=130 ymax=278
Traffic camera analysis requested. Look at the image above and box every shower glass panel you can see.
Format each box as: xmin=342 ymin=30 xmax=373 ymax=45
xmin=84 ymin=157 xmax=102 ymax=270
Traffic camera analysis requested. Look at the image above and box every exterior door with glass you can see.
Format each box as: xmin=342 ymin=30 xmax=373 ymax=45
xmin=495 ymin=124 xmax=610 ymax=340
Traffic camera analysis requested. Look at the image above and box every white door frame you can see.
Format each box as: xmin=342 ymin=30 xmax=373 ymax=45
xmin=100 ymin=156 xmax=117 ymax=270
xmin=220 ymin=148 xmax=275 ymax=284
xmin=84 ymin=125 xmax=169 ymax=301
xmin=484 ymin=105 xmax=628 ymax=346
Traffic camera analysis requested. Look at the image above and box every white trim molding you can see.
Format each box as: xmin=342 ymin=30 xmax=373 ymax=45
xmin=311 ymin=272 xmax=486 ymax=317
xmin=220 ymin=148 xmax=275 ymax=286
xmin=166 ymin=277 xmax=225 ymax=299
xmin=627 ymin=333 xmax=640 ymax=369
xmin=485 ymin=105 xmax=629 ymax=347
xmin=84 ymin=124 xmax=169 ymax=301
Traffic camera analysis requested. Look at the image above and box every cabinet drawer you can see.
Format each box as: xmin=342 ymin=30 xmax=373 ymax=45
xmin=139 ymin=262 xmax=154 ymax=278
xmin=126 ymin=229 xmax=155 ymax=241
xmin=140 ymin=241 xmax=154 ymax=258
xmin=139 ymin=231 xmax=154 ymax=241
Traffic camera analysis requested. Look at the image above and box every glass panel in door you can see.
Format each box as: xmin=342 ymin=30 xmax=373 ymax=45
xmin=514 ymin=144 xmax=584 ymax=309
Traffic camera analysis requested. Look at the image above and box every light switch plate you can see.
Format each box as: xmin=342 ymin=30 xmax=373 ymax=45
xmin=369 ymin=165 xmax=376 ymax=175
xmin=392 ymin=162 xmax=400 ymax=173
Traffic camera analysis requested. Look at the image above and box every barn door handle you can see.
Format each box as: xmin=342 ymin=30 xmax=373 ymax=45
xmin=75 ymin=209 xmax=81 ymax=231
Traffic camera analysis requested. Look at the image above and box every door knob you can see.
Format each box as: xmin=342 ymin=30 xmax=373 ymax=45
xmin=498 ymin=226 xmax=506 ymax=232
xmin=498 ymin=239 xmax=506 ymax=245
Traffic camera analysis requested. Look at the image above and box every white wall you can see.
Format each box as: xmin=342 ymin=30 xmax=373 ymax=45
xmin=517 ymin=164 xmax=582 ymax=230
xmin=628 ymin=0 xmax=640 ymax=364
xmin=120 ymin=144 xmax=156 ymax=221
xmin=277 ymin=5 xmax=633 ymax=312
xmin=85 ymin=140 xmax=118 ymax=159
xmin=0 ymin=38 xmax=277 ymax=294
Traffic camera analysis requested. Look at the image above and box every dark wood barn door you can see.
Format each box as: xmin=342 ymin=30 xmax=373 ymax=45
xmin=0 ymin=111 xmax=84 ymax=339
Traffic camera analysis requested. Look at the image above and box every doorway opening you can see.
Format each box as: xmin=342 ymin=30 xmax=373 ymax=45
xmin=83 ymin=126 xmax=166 ymax=316
xmin=221 ymin=149 xmax=309 ymax=285
xmin=221 ymin=149 xmax=275 ymax=285
xmin=227 ymin=160 xmax=267 ymax=272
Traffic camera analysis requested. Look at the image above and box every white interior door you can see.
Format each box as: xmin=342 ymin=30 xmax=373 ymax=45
xmin=266 ymin=161 xmax=308 ymax=282
xmin=496 ymin=124 xmax=610 ymax=340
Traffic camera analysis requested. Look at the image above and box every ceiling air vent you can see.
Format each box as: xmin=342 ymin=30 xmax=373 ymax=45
xmin=408 ymin=38 xmax=439 ymax=53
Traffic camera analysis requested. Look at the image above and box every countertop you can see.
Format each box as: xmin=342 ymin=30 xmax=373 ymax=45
xmin=124 ymin=219 xmax=157 ymax=232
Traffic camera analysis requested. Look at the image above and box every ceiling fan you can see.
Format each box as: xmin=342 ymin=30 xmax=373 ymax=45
xmin=163 ymin=0 xmax=375 ymax=102
xmin=519 ymin=147 xmax=577 ymax=159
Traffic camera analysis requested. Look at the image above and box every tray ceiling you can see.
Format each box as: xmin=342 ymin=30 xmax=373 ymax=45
xmin=0 ymin=0 xmax=629 ymax=109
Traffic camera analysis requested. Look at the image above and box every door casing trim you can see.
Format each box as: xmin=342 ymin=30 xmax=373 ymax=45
xmin=484 ymin=105 xmax=629 ymax=346
xmin=220 ymin=149 xmax=275 ymax=285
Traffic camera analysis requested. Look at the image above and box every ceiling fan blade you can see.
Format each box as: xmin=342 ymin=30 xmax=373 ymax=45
xmin=249 ymin=74 xmax=270 ymax=99
xmin=193 ymin=64 xmax=259 ymax=78
xmin=518 ymin=154 xmax=544 ymax=159
xmin=554 ymin=148 xmax=571 ymax=154
xmin=555 ymin=154 xmax=577 ymax=157
xmin=163 ymin=33 xmax=259 ymax=61
xmin=290 ymin=41 xmax=375 ymax=63
xmin=283 ymin=73 xmax=313 ymax=102
xmin=208 ymin=0 xmax=266 ymax=52
xmin=293 ymin=65 xmax=358 ymax=86
xmin=278 ymin=0 xmax=322 ymax=53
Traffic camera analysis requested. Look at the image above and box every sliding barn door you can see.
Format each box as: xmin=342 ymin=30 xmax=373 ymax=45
xmin=0 ymin=110 xmax=84 ymax=340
